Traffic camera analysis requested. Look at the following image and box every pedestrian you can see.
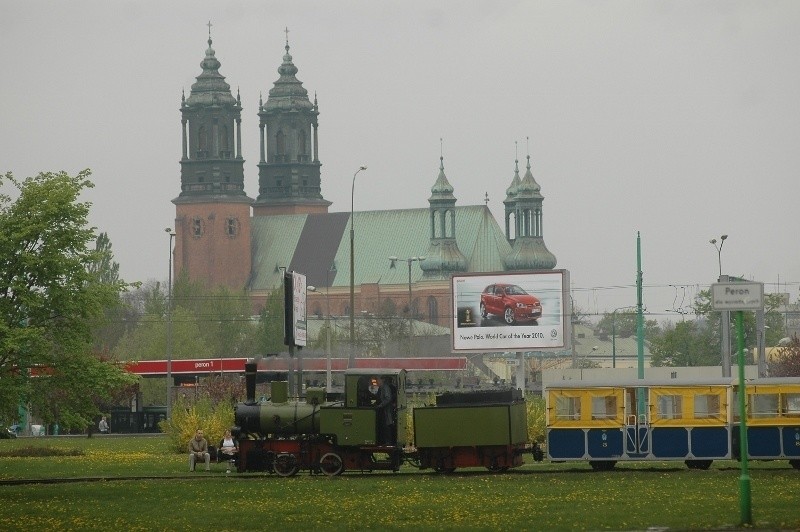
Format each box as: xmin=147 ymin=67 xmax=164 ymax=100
xmin=98 ymin=416 xmax=109 ymax=434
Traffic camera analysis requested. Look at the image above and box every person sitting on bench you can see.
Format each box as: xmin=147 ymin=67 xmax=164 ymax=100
xmin=218 ymin=429 xmax=238 ymax=471
xmin=188 ymin=429 xmax=210 ymax=472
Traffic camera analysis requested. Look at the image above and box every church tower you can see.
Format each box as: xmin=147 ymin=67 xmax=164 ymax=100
xmin=503 ymin=146 xmax=557 ymax=270
xmin=172 ymin=28 xmax=254 ymax=289
xmin=421 ymin=155 xmax=467 ymax=278
xmin=253 ymin=34 xmax=330 ymax=216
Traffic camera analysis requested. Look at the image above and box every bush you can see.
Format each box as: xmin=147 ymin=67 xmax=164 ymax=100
xmin=159 ymin=395 xmax=234 ymax=453
xmin=526 ymin=394 xmax=546 ymax=443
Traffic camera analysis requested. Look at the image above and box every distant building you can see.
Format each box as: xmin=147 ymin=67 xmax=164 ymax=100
xmin=172 ymin=33 xmax=558 ymax=328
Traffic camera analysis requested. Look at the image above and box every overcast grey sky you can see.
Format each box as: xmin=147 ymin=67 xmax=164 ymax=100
xmin=2 ymin=1 xmax=798 ymax=322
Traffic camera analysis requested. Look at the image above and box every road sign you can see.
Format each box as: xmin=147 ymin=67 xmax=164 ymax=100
xmin=711 ymin=282 xmax=764 ymax=311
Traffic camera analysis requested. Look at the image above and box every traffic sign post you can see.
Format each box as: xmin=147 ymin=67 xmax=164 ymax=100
xmin=711 ymin=281 xmax=763 ymax=527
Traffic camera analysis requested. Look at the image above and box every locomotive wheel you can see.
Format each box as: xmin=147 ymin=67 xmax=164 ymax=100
xmin=790 ymin=460 xmax=800 ymax=470
xmin=274 ymin=453 xmax=299 ymax=477
xmin=433 ymin=465 xmax=456 ymax=474
xmin=503 ymin=307 xmax=516 ymax=325
xmin=486 ymin=465 xmax=509 ymax=473
xmin=685 ymin=460 xmax=712 ymax=470
xmin=319 ymin=452 xmax=344 ymax=476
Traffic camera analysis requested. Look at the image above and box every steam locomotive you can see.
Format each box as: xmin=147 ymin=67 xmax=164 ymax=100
xmin=232 ymin=361 xmax=536 ymax=476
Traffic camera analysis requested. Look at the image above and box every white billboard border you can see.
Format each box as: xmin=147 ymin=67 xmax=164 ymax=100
xmin=450 ymin=269 xmax=572 ymax=354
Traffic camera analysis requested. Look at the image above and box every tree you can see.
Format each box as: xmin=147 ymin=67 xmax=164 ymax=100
xmin=770 ymin=335 xmax=800 ymax=377
xmin=595 ymin=310 xmax=659 ymax=341
xmin=254 ymin=287 xmax=287 ymax=355
xmin=649 ymin=320 xmax=719 ymax=367
xmin=0 ymin=170 xmax=137 ymax=429
xmin=89 ymin=232 xmax=139 ymax=355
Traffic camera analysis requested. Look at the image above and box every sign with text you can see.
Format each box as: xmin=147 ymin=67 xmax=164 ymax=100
xmin=451 ymin=270 xmax=570 ymax=352
xmin=283 ymin=271 xmax=308 ymax=347
xmin=711 ymin=282 xmax=764 ymax=311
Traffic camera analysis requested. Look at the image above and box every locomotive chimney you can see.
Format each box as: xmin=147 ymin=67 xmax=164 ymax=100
xmin=245 ymin=359 xmax=257 ymax=404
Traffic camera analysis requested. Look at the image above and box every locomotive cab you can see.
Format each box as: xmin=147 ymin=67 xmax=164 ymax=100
xmin=319 ymin=368 xmax=407 ymax=448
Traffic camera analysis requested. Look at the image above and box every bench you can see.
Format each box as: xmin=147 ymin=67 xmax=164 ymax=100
xmin=209 ymin=445 xmax=238 ymax=472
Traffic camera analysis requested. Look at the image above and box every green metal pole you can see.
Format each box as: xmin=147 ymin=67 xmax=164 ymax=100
xmin=636 ymin=232 xmax=645 ymax=418
xmin=736 ymin=310 xmax=752 ymax=525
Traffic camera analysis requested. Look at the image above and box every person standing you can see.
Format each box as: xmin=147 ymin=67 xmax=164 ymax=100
xmin=188 ymin=429 xmax=211 ymax=472
xmin=98 ymin=416 xmax=109 ymax=434
xmin=374 ymin=376 xmax=396 ymax=446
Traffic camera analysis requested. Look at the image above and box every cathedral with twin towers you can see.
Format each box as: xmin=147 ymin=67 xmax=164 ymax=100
xmin=171 ymin=27 xmax=556 ymax=327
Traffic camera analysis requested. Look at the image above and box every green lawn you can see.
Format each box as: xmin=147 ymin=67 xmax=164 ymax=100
xmin=1 ymin=435 xmax=799 ymax=531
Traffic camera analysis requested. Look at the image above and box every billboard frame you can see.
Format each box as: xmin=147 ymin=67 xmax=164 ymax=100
xmin=451 ymin=270 xmax=572 ymax=353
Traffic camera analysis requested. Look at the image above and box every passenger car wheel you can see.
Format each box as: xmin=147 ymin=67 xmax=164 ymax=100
xmin=504 ymin=307 xmax=516 ymax=325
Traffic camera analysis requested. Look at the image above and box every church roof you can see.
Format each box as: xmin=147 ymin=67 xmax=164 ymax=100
xmin=185 ymin=36 xmax=237 ymax=107
xmin=262 ymin=42 xmax=315 ymax=114
xmin=249 ymin=205 xmax=512 ymax=291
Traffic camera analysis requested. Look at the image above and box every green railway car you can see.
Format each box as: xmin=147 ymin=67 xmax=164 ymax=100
xmin=413 ymin=389 xmax=529 ymax=472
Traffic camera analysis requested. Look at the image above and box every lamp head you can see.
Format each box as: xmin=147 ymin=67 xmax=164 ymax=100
xmin=720 ymin=234 xmax=728 ymax=241
xmin=389 ymin=256 xmax=398 ymax=268
xmin=359 ymin=166 xmax=367 ymax=171
xmin=709 ymin=238 xmax=717 ymax=245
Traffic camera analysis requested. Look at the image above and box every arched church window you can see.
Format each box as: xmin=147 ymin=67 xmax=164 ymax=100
xmin=220 ymin=126 xmax=230 ymax=157
xmin=444 ymin=209 xmax=454 ymax=238
xmin=276 ymin=130 xmax=285 ymax=156
xmin=506 ymin=212 xmax=517 ymax=240
xmin=192 ymin=217 xmax=204 ymax=238
xmin=198 ymin=126 xmax=208 ymax=157
xmin=225 ymin=217 xmax=239 ymax=237
xmin=298 ymin=131 xmax=306 ymax=160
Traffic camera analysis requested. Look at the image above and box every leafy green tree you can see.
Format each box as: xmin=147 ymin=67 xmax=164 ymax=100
xmin=112 ymin=307 xmax=213 ymax=361
xmin=649 ymin=289 xmax=788 ymax=368
xmin=0 ymin=170 xmax=137 ymax=429
xmin=89 ymin=232 xmax=139 ymax=355
xmin=254 ymin=287 xmax=287 ymax=355
xmin=595 ymin=310 xmax=659 ymax=341
xmin=649 ymin=320 xmax=719 ymax=367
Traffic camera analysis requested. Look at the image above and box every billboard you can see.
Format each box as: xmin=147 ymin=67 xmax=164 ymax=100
xmin=451 ymin=270 xmax=570 ymax=352
xmin=283 ymin=271 xmax=307 ymax=347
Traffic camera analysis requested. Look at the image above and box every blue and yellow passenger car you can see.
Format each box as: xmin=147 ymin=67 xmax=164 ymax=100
xmin=545 ymin=377 xmax=800 ymax=470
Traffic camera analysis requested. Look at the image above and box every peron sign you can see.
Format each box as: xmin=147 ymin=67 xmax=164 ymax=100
xmin=711 ymin=282 xmax=764 ymax=311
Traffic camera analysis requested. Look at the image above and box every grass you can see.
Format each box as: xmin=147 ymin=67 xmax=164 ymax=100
xmin=1 ymin=435 xmax=799 ymax=530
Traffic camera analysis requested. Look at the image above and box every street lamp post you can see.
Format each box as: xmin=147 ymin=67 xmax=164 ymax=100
xmin=165 ymin=228 xmax=176 ymax=420
xmin=389 ymin=256 xmax=426 ymax=353
xmin=710 ymin=234 xmax=731 ymax=377
xmin=709 ymin=234 xmax=728 ymax=281
xmin=349 ymin=166 xmax=367 ymax=368
xmin=325 ymin=263 xmax=335 ymax=392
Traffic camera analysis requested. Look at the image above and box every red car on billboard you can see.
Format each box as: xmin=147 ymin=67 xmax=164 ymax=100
xmin=479 ymin=283 xmax=542 ymax=325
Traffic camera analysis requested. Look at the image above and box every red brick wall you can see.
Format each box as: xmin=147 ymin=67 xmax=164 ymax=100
xmin=174 ymin=201 xmax=252 ymax=290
